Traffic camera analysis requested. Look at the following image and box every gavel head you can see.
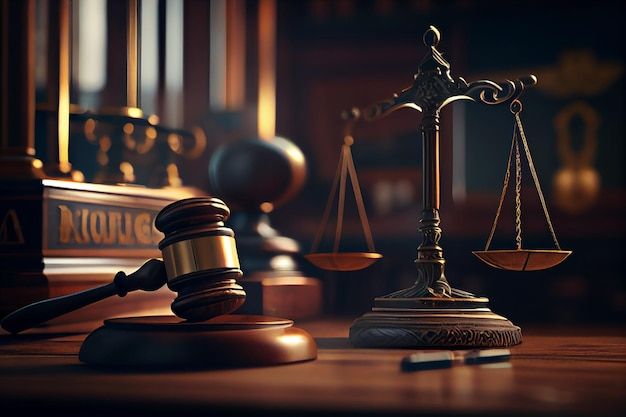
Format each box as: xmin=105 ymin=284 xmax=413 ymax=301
xmin=155 ymin=197 xmax=246 ymax=321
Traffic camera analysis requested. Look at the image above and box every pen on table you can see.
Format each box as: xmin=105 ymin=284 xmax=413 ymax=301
xmin=401 ymin=349 xmax=511 ymax=372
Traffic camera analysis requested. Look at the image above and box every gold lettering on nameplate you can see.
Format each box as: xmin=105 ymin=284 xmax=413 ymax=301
xmin=59 ymin=205 xmax=82 ymax=243
xmin=90 ymin=210 xmax=115 ymax=244
xmin=79 ymin=209 xmax=91 ymax=244
xmin=118 ymin=212 xmax=136 ymax=245
xmin=134 ymin=213 xmax=153 ymax=245
xmin=57 ymin=205 xmax=164 ymax=246
xmin=0 ymin=209 xmax=25 ymax=245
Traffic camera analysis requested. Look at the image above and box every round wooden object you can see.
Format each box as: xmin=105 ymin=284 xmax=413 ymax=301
xmin=209 ymin=137 xmax=306 ymax=210
xmin=79 ymin=315 xmax=317 ymax=368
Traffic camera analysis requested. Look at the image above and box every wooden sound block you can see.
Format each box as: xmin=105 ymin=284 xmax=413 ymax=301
xmin=79 ymin=315 xmax=317 ymax=368
xmin=349 ymin=297 xmax=522 ymax=348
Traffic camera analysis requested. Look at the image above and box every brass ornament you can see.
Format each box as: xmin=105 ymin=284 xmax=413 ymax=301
xmin=552 ymin=101 xmax=601 ymax=214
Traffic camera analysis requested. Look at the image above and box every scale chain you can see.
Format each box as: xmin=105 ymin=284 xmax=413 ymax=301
xmin=310 ymin=139 xmax=376 ymax=255
xmin=345 ymin=146 xmax=376 ymax=252
xmin=310 ymin=147 xmax=344 ymax=254
xmin=515 ymin=113 xmax=562 ymax=250
xmin=484 ymin=125 xmax=516 ymax=251
xmin=514 ymin=131 xmax=523 ymax=250
xmin=334 ymin=146 xmax=349 ymax=253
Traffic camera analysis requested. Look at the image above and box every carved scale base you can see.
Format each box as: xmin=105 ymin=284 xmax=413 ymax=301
xmin=349 ymin=297 xmax=522 ymax=348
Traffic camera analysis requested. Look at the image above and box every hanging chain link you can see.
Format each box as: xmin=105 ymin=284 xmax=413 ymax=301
xmin=333 ymin=146 xmax=349 ymax=253
xmin=484 ymin=125 xmax=516 ymax=251
xmin=310 ymin=141 xmax=376 ymax=254
xmin=515 ymin=112 xmax=562 ymax=250
xmin=514 ymin=132 xmax=523 ymax=250
xmin=485 ymin=99 xmax=562 ymax=252
xmin=345 ymin=146 xmax=376 ymax=252
xmin=311 ymin=108 xmax=378 ymax=255
xmin=310 ymin=147 xmax=344 ymax=254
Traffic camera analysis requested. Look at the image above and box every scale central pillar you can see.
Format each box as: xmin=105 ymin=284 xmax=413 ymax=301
xmin=417 ymin=108 xmax=452 ymax=297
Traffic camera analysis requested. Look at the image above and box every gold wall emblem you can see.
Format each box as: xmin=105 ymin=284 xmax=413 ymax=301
xmin=552 ymin=101 xmax=601 ymax=214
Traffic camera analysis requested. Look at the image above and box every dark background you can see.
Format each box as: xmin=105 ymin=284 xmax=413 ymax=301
xmin=270 ymin=0 xmax=625 ymax=325
xmin=35 ymin=0 xmax=626 ymax=325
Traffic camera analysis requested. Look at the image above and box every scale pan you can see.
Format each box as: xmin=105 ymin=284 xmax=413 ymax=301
xmin=473 ymin=249 xmax=572 ymax=271
xmin=305 ymin=252 xmax=383 ymax=271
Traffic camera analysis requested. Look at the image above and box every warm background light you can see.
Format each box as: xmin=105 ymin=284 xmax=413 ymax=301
xmin=258 ymin=0 xmax=276 ymax=140
xmin=58 ymin=0 xmax=70 ymax=174
xmin=127 ymin=0 xmax=139 ymax=109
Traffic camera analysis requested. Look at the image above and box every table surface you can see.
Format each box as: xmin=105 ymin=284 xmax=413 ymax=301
xmin=0 ymin=319 xmax=625 ymax=417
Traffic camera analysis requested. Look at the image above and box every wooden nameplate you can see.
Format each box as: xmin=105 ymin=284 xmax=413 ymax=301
xmin=349 ymin=297 xmax=522 ymax=348
xmin=0 ymin=179 xmax=197 ymax=319
xmin=79 ymin=315 xmax=318 ymax=368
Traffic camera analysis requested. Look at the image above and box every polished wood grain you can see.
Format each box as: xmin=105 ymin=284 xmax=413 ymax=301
xmin=0 ymin=320 xmax=624 ymax=416
xmin=78 ymin=315 xmax=317 ymax=368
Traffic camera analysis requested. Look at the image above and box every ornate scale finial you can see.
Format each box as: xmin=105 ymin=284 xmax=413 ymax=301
xmin=422 ymin=25 xmax=440 ymax=47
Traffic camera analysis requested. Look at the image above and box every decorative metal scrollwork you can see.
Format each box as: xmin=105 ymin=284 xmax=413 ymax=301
xmin=363 ymin=26 xmax=536 ymax=122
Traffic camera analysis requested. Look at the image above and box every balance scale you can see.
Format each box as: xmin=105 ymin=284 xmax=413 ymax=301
xmin=305 ymin=26 xmax=571 ymax=348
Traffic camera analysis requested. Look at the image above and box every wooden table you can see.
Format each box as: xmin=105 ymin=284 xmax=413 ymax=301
xmin=0 ymin=319 xmax=624 ymax=416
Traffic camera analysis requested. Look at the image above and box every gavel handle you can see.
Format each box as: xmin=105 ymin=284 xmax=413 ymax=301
xmin=1 ymin=282 xmax=118 ymax=334
xmin=1 ymin=259 xmax=166 ymax=334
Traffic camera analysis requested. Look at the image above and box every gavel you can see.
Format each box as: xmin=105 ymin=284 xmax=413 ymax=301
xmin=1 ymin=197 xmax=246 ymax=334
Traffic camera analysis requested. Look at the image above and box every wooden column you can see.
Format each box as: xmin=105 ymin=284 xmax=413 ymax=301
xmin=0 ymin=0 xmax=44 ymax=179
xmin=183 ymin=0 xmax=211 ymax=126
xmin=102 ymin=0 xmax=141 ymax=117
